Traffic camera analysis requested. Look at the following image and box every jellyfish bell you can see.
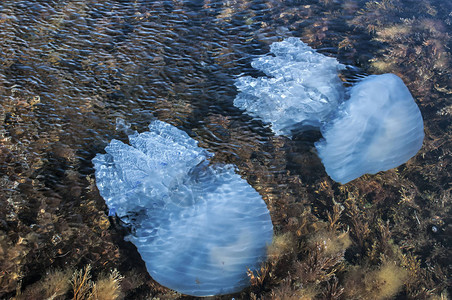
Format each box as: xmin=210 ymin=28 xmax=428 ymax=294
xmin=93 ymin=120 xmax=273 ymax=296
xmin=315 ymin=73 xmax=424 ymax=184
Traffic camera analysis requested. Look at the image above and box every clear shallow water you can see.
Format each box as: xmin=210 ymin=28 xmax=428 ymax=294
xmin=0 ymin=0 xmax=451 ymax=298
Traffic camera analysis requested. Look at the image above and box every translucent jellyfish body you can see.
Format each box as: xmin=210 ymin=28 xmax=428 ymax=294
xmin=315 ymin=74 xmax=424 ymax=184
xmin=234 ymin=38 xmax=424 ymax=184
xmin=92 ymin=120 xmax=273 ymax=296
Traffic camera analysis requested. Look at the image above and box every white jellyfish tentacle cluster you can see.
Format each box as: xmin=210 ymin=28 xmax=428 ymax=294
xmin=235 ymin=37 xmax=346 ymax=135
xmin=234 ymin=37 xmax=424 ymax=184
xmin=93 ymin=120 xmax=273 ymax=296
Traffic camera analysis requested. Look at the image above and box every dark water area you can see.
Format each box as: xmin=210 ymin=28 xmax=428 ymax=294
xmin=0 ymin=0 xmax=451 ymax=299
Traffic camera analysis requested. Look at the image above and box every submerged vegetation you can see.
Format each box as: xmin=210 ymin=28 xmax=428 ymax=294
xmin=0 ymin=0 xmax=450 ymax=299
xmin=13 ymin=265 xmax=123 ymax=300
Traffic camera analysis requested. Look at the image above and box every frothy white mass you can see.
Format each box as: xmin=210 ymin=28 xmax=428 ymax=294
xmin=235 ymin=38 xmax=424 ymax=183
xmin=92 ymin=121 xmax=273 ymax=296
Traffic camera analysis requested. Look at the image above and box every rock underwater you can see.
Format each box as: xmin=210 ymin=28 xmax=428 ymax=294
xmin=234 ymin=37 xmax=424 ymax=184
xmin=92 ymin=120 xmax=273 ymax=296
